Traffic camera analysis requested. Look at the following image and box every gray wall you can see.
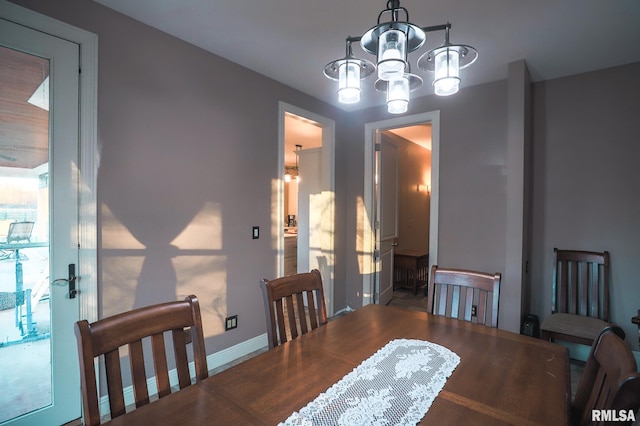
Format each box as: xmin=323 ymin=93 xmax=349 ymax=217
xmin=11 ymin=0 xmax=347 ymax=352
xmin=345 ymin=63 xmax=640 ymax=348
xmin=529 ymin=62 xmax=640 ymax=350
xmin=344 ymin=80 xmax=509 ymax=312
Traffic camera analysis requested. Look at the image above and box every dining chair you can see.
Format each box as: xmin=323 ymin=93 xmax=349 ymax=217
xmin=427 ymin=265 xmax=501 ymax=328
xmin=571 ymin=325 xmax=640 ymax=426
xmin=260 ymin=269 xmax=327 ymax=349
xmin=541 ymin=248 xmax=610 ymax=347
xmin=74 ymin=295 xmax=208 ymax=425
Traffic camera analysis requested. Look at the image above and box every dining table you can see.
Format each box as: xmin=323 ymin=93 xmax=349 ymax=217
xmin=104 ymin=304 xmax=570 ymax=425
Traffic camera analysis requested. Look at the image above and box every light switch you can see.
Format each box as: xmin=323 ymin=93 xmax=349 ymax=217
xmin=252 ymin=226 xmax=259 ymax=239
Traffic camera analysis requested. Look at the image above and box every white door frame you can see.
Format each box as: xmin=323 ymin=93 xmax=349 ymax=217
xmin=362 ymin=111 xmax=440 ymax=305
xmin=277 ymin=102 xmax=335 ymax=315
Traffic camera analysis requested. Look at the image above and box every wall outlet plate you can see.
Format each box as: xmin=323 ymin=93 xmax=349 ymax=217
xmin=225 ymin=315 xmax=238 ymax=331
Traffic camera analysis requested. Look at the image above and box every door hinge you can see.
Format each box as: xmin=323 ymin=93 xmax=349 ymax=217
xmin=375 ymin=143 xmax=381 ymax=152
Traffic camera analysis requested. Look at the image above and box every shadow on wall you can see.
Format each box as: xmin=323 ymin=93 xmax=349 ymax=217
xmin=101 ymin=201 xmax=228 ymax=338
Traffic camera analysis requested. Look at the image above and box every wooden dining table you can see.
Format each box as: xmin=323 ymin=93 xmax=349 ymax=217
xmin=104 ymin=304 xmax=570 ymax=425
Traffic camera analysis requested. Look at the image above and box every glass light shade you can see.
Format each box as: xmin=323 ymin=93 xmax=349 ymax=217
xmin=284 ymin=173 xmax=292 ymax=183
xmin=433 ymin=48 xmax=460 ymax=96
xmin=387 ymin=77 xmax=409 ymax=114
xmin=377 ymin=29 xmax=406 ymax=81
xmin=338 ymin=61 xmax=361 ymax=104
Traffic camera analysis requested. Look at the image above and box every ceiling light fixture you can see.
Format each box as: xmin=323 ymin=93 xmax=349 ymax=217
xmin=284 ymin=144 xmax=303 ymax=183
xmin=324 ymin=0 xmax=478 ymax=114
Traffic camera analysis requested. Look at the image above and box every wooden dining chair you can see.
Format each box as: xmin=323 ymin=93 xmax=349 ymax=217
xmin=74 ymin=295 xmax=208 ymax=425
xmin=427 ymin=265 xmax=501 ymax=328
xmin=261 ymin=269 xmax=327 ymax=349
xmin=541 ymin=248 xmax=610 ymax=347
xmin=571 ymin=325 xmax=640 ymax=426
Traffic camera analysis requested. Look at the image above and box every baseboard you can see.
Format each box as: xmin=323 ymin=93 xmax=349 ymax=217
xmin=99 ymin=333 xmax=268 ymax=416
xmin=332 ymin=306 xmax=354 ymax=317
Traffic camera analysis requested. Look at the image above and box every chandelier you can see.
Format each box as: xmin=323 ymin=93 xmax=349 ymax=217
xmin=324 ymin=0 xmax=478 ymax=114
xmin=284 ymin=144 xmax=302 ymax=183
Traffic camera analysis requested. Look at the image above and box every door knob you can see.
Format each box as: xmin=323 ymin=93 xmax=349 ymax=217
xmin=51 ymin=263 xmax=78 ymax=299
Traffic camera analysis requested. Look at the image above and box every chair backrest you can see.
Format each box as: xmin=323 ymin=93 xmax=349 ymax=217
xmin=572 ymin=325 xmax=640 ymax=426
xmin=260 ymin=269 xmax=327 ymax=349
xmin=6 ymin=221 xmax=34 ymax=243
xmin=552 ymin=248 xmax=610 ymax=322
xmin=74 ymin=295 xmax=208 ymax=425
xmin=427 ymin=265 xmax=501 ymax=328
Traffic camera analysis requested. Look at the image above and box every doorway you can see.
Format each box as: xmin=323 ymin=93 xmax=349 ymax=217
xmin=278 ymin=102 xmax=335 ymax=315
xmin=362 ymin=111 xmax=440 ymax=306
xmin=0 ymin=2 xmax=97 ymax=424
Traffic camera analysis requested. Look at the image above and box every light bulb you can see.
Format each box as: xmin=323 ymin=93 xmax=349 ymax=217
xmin=387 ymin=77 xmax=409 ymax=114
xmin=377 ymin=29 xmax=406 ymax=81
xmin=338 ymin=61 xmax=361 ymax=104
xmin=433 ymin=48 xmax=460 ymax=96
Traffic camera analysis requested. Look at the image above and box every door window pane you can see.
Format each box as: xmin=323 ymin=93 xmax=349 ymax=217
xmin=0 ymin=45 xmax=51 ymax=423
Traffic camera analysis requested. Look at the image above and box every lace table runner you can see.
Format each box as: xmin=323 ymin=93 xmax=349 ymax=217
xmin=280 ymin=338 xmax=460 ymax=426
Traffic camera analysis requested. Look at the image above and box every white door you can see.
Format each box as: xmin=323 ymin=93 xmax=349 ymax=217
xmin=0 ymin=18 xmax=81 ymax=425
xmin=375 ymin=133 xmax=398 ymax=305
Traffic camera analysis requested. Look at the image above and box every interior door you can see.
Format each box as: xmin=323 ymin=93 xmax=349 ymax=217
xmin=375 ymin=133 xmax=398 ymax=305
xmin=0 ymin=18 xmax=81 ymax=425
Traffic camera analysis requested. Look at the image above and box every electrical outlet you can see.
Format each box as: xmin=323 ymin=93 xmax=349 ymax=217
xmin=471 ymin=305 xmax=477 ymax=317
xmin=225 ymin=315 xmax=238 ymax=331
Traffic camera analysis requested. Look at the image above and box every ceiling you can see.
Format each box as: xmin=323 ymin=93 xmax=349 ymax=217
xmin=387 ymin=124 xmax=431 ymax=150
xmin=4 ymin=1 xmax=639 ymax=171
xmin=92 ymin=0 xmax=640 ymax=111
xmin=284 ymin=114 xmax=323 ymax=166
xmin=0 ymin=46 xmax=49 ymax=169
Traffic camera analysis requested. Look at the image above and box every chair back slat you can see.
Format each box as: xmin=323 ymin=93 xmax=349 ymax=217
xmin=261 ymin=269 xmax=327 ymax=349
xmin=467 ymin=287 xmax=476 ymax=321
xmin=104 ymin=350 xmax=126 ymax=418
xmin=151 ymin=333 xmax=171 ymax=398
xmin=285 ymin=295 xmax=298 ymax=340
xmin=578 ymin=261 xmax=587 ymax=315
xmin=572 ymin=326 xmax=640 ymax=425
xmin=129 ymin=339 xmax=150 ymax=408
xmin=306 ymin=290 xmax=319 ymax=329
xmin=172 ymin=328 xmax=191 ymax=389
xmin=295 ymin=292 xmax=308 ymax=334
xmin=428 ymin=265 xmax=501 ymax=328
xmin=477 ymin=290 xmax=487 ymax=325
xmin=75 ymin=295 xmax=208 ymax=425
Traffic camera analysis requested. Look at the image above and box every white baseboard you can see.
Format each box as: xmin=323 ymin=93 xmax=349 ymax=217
xmin=99 ymin=333 xmax=268 ymax=416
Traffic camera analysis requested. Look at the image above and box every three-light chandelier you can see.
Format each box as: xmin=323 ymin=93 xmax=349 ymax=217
xmin=324 ymin=0 xmax=478 ymax=114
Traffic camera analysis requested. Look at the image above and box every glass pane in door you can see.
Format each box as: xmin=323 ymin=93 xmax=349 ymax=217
xmin=0 ymin=45 xmax=51 ymax=423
